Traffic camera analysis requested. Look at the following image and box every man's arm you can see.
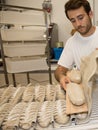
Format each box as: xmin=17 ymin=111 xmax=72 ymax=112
xmin=54 ymin=65 xmax=70 ymax=90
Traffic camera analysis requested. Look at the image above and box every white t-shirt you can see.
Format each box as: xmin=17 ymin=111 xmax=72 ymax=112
xmin=58 ymin=26 xmax=98 ymax=70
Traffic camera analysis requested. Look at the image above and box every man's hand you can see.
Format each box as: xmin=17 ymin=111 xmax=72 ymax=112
xmin=54 ymin=65 xmax=70 ymax=91
xmin=59 ymin=75 xmax=70 ymax=90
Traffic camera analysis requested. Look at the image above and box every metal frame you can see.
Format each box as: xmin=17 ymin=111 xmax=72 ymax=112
xmin=0 ymin=32 xmax=9 ymax=85
xmin=44 ymin=11 xmax=52 ymax=84
xmin=0 ymin=3 xmax=52 ymax=86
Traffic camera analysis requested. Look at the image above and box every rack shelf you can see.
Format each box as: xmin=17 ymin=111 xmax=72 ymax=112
xmin=0 ymin=3 xmax=52 ymax=86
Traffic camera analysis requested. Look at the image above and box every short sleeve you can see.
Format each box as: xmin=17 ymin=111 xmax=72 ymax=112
xmin=58 ymin=39 xmax=74 ymax=69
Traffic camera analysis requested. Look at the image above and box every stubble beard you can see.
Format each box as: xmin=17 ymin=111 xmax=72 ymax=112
xmin=76 ymin=18 xmax=92 ymax=36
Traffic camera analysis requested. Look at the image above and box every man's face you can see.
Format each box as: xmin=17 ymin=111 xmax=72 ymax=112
xmin=67 ymin=6 xmax=93 ymax=36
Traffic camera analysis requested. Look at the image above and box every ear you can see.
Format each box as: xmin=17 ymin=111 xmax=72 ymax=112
xmin=89 ymin=10 xmax=93 ymax=18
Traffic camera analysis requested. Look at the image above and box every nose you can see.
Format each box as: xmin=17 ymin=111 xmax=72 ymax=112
xmin=75 ymin=19 xmax=81 ymax=26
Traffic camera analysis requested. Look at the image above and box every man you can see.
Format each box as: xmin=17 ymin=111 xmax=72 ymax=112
xmin=54 ymin=0 xmax=98 ymax=90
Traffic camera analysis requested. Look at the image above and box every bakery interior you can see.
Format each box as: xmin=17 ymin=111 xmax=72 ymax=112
xmin=0 ymin=0 xmax=98 ymax=130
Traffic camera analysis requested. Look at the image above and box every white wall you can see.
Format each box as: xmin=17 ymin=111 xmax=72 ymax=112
xmin=93 ymin=0 xmax=98 ymax=25
xmin=51 ymin=0 xmax=73 ymax=44
xmin=6 ymin=0 xmax=94 ymax=45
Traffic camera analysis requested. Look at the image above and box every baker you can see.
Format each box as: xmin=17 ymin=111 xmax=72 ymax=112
xmin=54 ymin=0 xmax=98 ymax=90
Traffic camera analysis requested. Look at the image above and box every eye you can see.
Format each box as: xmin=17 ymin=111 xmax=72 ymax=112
xmin=77 ymin=15 xmax=84 ymax=20
xmin=70 ymin=19 xmax=76 ymax=23
xmin=70 ymin=14 xmax=85 ymax=23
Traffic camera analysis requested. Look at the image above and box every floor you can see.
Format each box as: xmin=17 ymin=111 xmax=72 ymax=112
xmin=0 ymin=69 xmax=58 ymax=87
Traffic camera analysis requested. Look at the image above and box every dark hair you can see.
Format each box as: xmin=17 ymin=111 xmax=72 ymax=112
xmin=64 ymin=0 xmax=91 ymax=19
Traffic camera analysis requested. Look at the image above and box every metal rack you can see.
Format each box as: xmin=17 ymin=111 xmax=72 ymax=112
xmin=0 ymin=3 xmax=52 ymax=86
